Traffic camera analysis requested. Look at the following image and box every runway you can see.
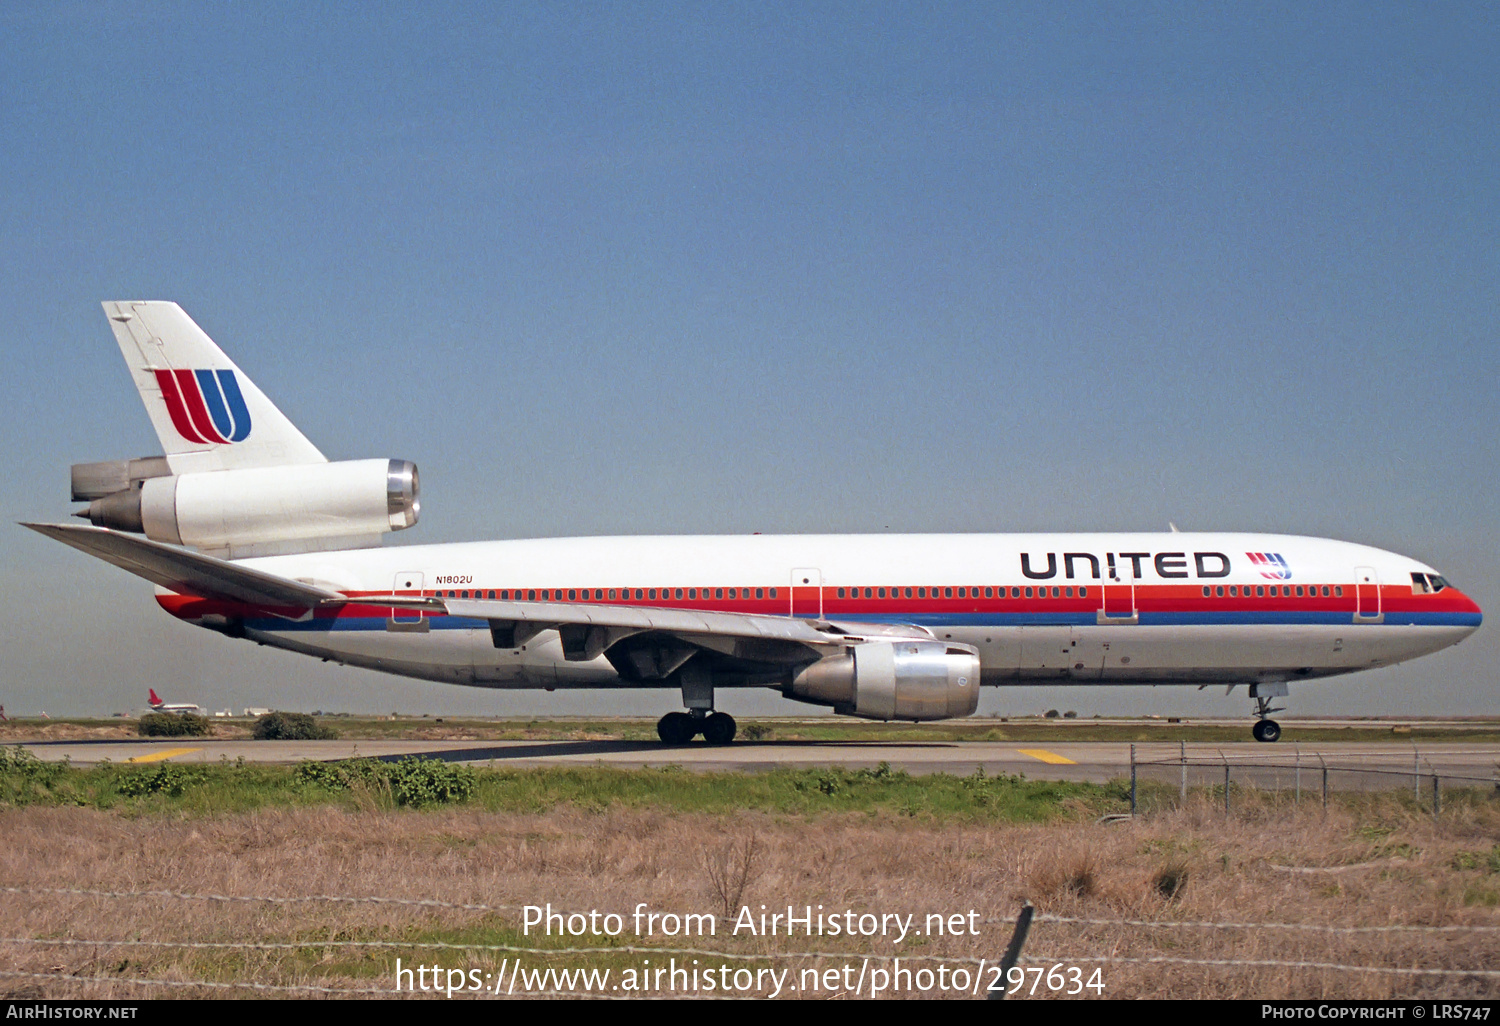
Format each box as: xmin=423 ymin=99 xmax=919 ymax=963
xmin=18 ymin=737 xmax=1500 ymax=789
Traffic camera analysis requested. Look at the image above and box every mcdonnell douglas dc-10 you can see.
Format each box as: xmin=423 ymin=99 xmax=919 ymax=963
xmin=27 ymin=303 xmax=1482 ymax=744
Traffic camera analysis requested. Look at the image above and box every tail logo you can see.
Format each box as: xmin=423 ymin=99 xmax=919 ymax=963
xmin=1246 ymin=552 xmax=1292 ymax=580
xmin=154 ymin=369 xmax=252 ymax=444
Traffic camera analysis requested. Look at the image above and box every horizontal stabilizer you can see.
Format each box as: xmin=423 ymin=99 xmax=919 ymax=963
xmin=24 ymin=522 xmax=345 ymax=609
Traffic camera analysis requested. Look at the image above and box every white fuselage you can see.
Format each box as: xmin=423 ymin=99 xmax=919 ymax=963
xmin=159 ymin=531 xmax=1481 ymax=700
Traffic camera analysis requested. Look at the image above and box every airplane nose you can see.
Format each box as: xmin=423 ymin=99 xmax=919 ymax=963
xmin=1451 ymin=589 xmax=1483 ymax=630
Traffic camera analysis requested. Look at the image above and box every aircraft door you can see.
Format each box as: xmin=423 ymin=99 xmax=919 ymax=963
xmin=387 ymin=571 xmax=428 ymax=632
xmin=1098 ymin=557 xmax=1138 ymax=625
xmin=791 ymin=568 xmax=823 ymax=619
xmin=1353 ymin=566 xmax=1382 ymax=624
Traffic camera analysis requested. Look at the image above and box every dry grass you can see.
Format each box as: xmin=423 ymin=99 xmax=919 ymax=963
xmin=0 ymin=792 xmax=1497 ymax=1000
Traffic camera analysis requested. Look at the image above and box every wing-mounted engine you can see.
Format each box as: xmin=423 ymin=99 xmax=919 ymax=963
xmin=72 ymin=457 xmax=419 ymax=558
xmin=784 ymin=641 xmax=981 ymax=721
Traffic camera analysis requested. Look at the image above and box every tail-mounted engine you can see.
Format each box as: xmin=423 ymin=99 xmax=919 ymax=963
xmin=784 ymin=640 xmax=980 ymax=721
xmin=72 ymin=457 xmax=419 ymax=558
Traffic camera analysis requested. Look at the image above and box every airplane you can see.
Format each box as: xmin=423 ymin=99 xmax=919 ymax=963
xmin=25 ymin=302 xmax=1483 ymax=745
xmin=147 ymin=688 xmax=203 ymax=715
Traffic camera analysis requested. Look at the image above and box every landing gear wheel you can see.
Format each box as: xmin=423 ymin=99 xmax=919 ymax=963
xmin=657 ymin=711 xmax=696 ymax=745
xmin=701 ymin=712 xmax=736 ymax=745
xmin=1252 ymin=719 xmax=1281 ymax=743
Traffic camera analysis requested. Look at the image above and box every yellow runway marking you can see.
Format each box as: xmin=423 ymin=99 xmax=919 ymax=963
xmin=125 ymin=747 xmax=202 ymax=764
xmin=1017 ymin=748 xmax=1077 ymax=765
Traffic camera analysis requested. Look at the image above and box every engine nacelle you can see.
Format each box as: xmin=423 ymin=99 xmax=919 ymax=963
xmin=784 ymin=640 xmax=980 ymax=721
xmin=82 ymin=458 xmax=419 ymax=558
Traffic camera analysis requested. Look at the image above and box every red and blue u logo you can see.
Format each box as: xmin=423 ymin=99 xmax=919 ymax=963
xmin=154 ymin=369 xmax=252 ymax=444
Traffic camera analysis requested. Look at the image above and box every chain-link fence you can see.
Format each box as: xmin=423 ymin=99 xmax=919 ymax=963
xmin=1124 ymin=742 xmax=1500 ymax=815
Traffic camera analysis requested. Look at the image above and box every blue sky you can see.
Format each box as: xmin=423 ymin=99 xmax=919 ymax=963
xmin=1 ymin=2 xmax=1495 ymax=718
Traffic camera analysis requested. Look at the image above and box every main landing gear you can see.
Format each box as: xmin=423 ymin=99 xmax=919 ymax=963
xmin=657 ymin=710 xmax=737 ymax=746
xmin=1248 ymin=681 xmax=1289 ymax=743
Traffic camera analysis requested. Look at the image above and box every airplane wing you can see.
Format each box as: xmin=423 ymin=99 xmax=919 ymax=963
xmin=428 ymin=595 xmax=935 ymax=681
xmin=23 ymin=522 xmax=345 ymax=609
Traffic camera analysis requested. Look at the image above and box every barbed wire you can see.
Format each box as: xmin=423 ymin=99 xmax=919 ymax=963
xmin=7 ymin=886 xmax=1498 ymax=937
xmin=1023 ymin=914 xmax=1500 ymax=935
xmin=0 ymin=968 xmax=641 ymax=999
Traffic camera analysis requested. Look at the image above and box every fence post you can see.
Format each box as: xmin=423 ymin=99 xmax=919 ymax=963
xmin=1295 ymin=744 xmax=1302 ymax=804
xmin=1414 ymin=746 xmax=1420 ymax=802
xmin=1223 ymin=756 xmax=1231 ymax=816
xmin=1180 ymin=740 xmax=1186 ymax=806
xmin=1130 ymin=743 xmax=1137 ymax=815
xmin=1319 ymin=754 xmax=1328 ymax=814
xmin=987 ymin=903 xmax=1035 ymax=1002
xmin=1433 ymin=775 xmax=1440 ymax=817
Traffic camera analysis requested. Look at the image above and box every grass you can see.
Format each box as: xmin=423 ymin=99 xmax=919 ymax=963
xmin=0 ymin=749 xmax=1121 ymax=822
xmin=2 ymin=790 xmax=1498 ymax=1000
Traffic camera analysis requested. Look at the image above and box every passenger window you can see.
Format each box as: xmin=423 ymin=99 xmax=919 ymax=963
xmin=1321 ymin=586 xmax=1330 ymax=597
xmin=878 ymin=588 xmax=887 ymax=598
xmin=944 ymin=587 xmax=953 ymax=598
xmin=729 ymin=589 xmax=737 ymax=599
xmin=1295 ymin=586 xmax=1304 ymax=597
xmin=648 ymin=589 xmax=657 ymax=600
xmin=904 ymin=588 xmax=913 ymax=598
xmin=864 ymin=588 xmax=872 ymax=598
xmin=957 ymin=588 xmax=965 ymax=598
xmin=675 ymin=588 xmax=684 ymax=599
xmin=837 ymin=588 xmax=845 ymax=598
xmin=1052 ymin=587 xmax=1060 ymax=598
xmin=1216 ymin=586 xmax=1224 ymax=597
xmin=985 ymin=587 xmax=993 ymax=598
xmin=918 ymin=588 xmax=926 ymax=599
xmin=1011 ymin=587 xmax=1021 ymax=598
xmin=1203 ymin=587 xmax=1211 ymax=597
xmin=755 ymin=588 xmax=764 ymax=599
xmin=1065 ymin=586 xmax=1074 ymax=597
xmin=487 ymin=590 xmax=495 ymax=600
xmin=1025 ymin=587 xmax=1033 ymax=598
xmin=1079 ymin=587 xmax=1087 ymax=597
xmin=607 ymin=589 xmax=616 ymax=600
xmin=715 ymin=588 xmax=723 ymax=599
xmin=1335 ymin=586 xmax=1343 ymax=597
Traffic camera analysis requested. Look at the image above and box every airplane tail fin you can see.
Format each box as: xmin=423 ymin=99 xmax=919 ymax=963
xmin=148 ymin=688 xmax=162 ymax=706
xmin=101 ymin=302 xmax=325 ymax=473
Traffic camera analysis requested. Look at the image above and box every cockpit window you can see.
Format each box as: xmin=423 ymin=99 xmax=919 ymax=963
xmin=1411 ymin=572 xmax=1450 ymax=594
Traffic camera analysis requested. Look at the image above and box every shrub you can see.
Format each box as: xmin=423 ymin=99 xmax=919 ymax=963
xmin=117 ymin=763 xmax=200 ymax=797
xmin=138 ymin=713 xmax=210 ymax=737
xmin=1155 ymin=860 xmax=1190 ymax=899
xmin=253 ymin=712 xmax=337 ymax=741
xmin=389 ymin=757 xmax=475 ymax=807
xmin=294 ymin=758 xmax=387 ymax=790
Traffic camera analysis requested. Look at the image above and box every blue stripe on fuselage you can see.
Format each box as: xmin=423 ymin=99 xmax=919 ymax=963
xmin=239 ymin=610 xmax=1481 ymax=634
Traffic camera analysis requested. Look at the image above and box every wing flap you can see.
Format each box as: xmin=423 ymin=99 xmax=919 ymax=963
xmin=24 ymin=522 xmax=343 ymax=609
xmin=443 ymin=597 xmax=849 ymax=645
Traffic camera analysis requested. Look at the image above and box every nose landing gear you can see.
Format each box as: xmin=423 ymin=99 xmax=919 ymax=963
xmin=1249 ymin=681 xmax=1288 ymax=743
xmin=1251 ymin=718 xmax=1281 ymax=743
